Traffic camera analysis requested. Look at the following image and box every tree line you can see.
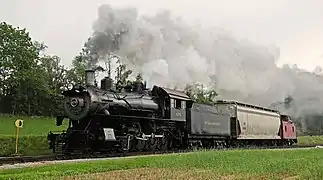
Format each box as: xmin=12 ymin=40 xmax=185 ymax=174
xmin=0 ymin=22 xmax=84 ymax=116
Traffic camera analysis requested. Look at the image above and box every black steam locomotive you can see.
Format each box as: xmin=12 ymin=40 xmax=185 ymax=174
xmin=47 ymin=69 xmax=297 ymax=155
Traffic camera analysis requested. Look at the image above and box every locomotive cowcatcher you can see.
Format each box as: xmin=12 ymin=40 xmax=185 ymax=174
xmin=47 ymin=69 xmax=297 ymax=155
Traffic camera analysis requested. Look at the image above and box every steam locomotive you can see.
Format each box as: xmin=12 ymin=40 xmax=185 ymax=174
xmin=47 ymin=69 xmax=297 ymax=155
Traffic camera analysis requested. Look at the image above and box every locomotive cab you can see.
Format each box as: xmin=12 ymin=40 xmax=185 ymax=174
xmin=151 ymin=86 xmax=192 ymax=121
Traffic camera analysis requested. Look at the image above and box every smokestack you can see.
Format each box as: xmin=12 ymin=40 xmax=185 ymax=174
xmin=85 ymin=69 xmax=95 ymax=86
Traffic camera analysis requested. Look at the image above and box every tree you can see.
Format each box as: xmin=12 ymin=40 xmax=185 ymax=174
xmin=185 ymin=83 xmax=218 ymax=104
xmin=68 ymin=37 xmax=99 ymax=86
xmin=0 ymin=22 xmax=38 ymax=95
xmin=115 ymin=59 xmax=132 ymax=86
xmin=0 ymin=22 xmax=42 ymax=114
xmin=0 ymin=22 xmax=76 ymax=116
xmin=69 ymin=53 xmax=86 ymax=85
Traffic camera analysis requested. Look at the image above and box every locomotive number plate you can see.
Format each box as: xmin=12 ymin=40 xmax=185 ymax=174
xmin=103 ymin=128 xmax=116 ymax=141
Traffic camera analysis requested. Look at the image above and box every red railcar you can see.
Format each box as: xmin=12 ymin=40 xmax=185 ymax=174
xmin=280 ymin=115 xmax=297 ymax=145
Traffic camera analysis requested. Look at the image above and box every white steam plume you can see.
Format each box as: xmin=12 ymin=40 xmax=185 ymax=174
xmin=88 ymin=4 xmax=323 ymax=120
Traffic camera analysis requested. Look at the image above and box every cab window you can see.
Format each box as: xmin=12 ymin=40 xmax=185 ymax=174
xmin=171 ymin=98 xmax=185 ymax=109
xmin=174 ymin=99 xmax=182 ymax=109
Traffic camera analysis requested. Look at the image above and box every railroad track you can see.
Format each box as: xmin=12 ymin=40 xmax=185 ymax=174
xmin=0 ymin=155 xmax=58 ymax=166
xmin=0 ymin=144 xmax=321 ymax=166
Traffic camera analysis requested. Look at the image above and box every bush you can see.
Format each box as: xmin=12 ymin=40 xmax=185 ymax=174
xmin=0 ymin=135 xmax=52 ymax=156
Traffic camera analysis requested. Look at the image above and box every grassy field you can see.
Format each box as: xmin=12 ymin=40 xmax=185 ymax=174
xmin=1 ymin=148 xmax=323 ymax=179
xmin=0 ymin=114 xmax=68 ymax=156
xmin=0 ymin=114 xmax=68 ymax=136
xmin=298 ymin=135 xmax=323 ymax=146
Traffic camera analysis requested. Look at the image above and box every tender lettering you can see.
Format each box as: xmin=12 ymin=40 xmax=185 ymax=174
xmin=204 ymin=122 xmax=220 ymax=126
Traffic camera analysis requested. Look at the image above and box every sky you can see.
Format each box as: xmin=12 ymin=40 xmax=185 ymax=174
xmin=1 ymin=0 xmax=323 ymax=71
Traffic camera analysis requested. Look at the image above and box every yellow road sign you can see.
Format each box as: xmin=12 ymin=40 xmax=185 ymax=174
xmin=13 ymin=119 xmax=23 ymax=155
xmin=15 ymin=119 xmax=23 ymax=128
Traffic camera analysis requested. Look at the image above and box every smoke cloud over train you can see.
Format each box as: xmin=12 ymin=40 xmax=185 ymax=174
xmin=87 ymin=4 xmax=323 ymax=120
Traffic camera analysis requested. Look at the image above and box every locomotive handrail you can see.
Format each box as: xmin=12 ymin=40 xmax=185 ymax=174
xmin=119 ymin=95 xmax=146 ymax=100
xmin=108 ymin=91 xmax=132 ymax=109
xmin=118 ymin=96 xmax=132 ymax=109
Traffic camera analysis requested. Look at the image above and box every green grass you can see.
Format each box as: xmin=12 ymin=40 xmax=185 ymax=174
xmin=0 ymin=114 xmax=68 ymax=136
xmin=0 ymin=136 xmax=52 ymax=156
xmin=0 ymin=114 xmax=68 ymax=156
xmin=297 ymin=135 xmax=323 ymax=146
xmin=1 ymin=148 xmax=322 ymax=180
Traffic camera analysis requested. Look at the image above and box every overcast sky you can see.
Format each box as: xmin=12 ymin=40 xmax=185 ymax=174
xmin=1 ymin=0 xmax=323 ymax=71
